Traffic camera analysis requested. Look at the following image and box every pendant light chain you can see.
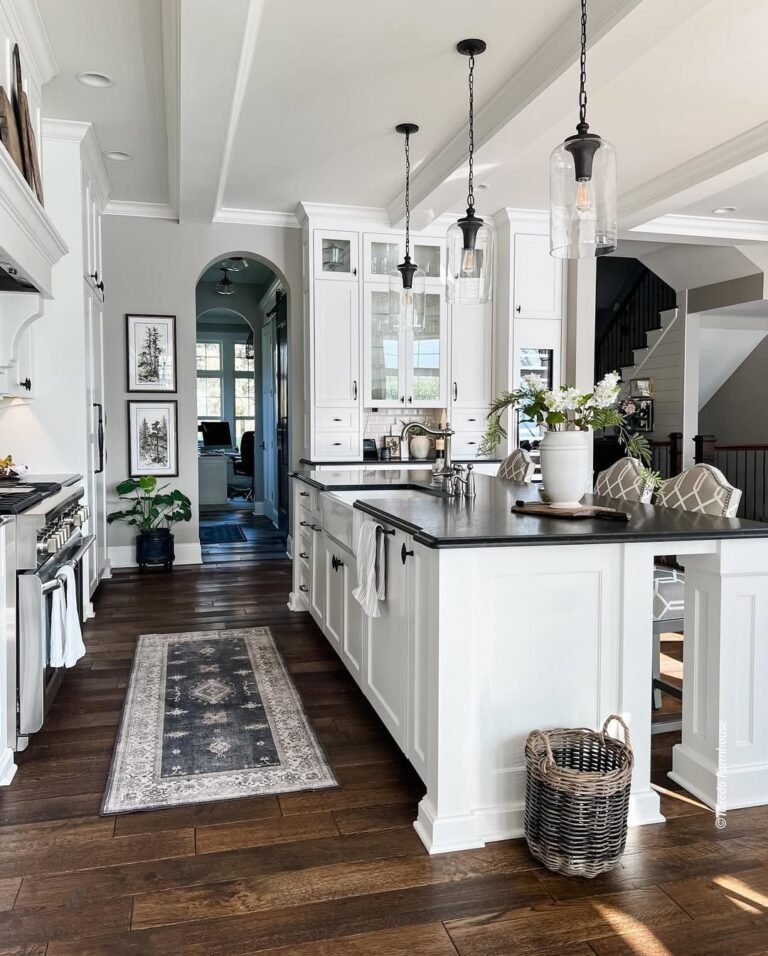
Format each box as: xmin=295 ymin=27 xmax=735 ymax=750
xmin=467 ymin=53 xmax=476 ymax=209
xmin=578 ymin=0 xmax=588 ymax=131
xmin=404 ymin=129 xmax=411 ymax=258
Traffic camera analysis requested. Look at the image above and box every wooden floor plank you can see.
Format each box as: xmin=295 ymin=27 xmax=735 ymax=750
xmin=195 ymin=809 xmax=339 ymax=854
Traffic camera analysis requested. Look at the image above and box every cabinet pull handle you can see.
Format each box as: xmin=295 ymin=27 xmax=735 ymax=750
xmin=401 ymin=543 xmax=414 ymax=564
xmin=300 ymin=491 xmax=310 ymax=497
xmin=468 ymin=418 xmax=476 ymax=422
xmin=467 ymin=441 xmax=477 ymax=445
xmin=453 ymin=382 xmax=458 ymax=401
xmin=333 ymin=442 xmax=342 ymax=446
xmin=300 ymin=520 xmax=310 ymax=527
xmin=332 ymin=418 xmax=342 ymax=422
xmin=299 ymin=584 xmax=308 ymax=593
xmin=353 ymin=380 xmax=358 ymax=400
xmin=352 ymin=267 xmax=357 ymax=276
xmin=310 ymin=524 xmax=322 ymax=532
xmin=516 ymin=305 xmax=521 ymax=313
xmin=380 ymin=528 xmax=395 ymax=536
xmin=299 ymin=552 xmax=309 ymax=559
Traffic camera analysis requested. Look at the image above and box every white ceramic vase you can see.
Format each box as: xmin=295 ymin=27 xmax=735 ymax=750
xmin=539 ymin=429 xmax=591 ymax=508
xmin=409 ymin=435 xmax=431 ymax=460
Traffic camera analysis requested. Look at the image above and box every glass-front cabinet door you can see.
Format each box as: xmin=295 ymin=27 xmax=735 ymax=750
xmin=314 ymin=229 xmax=358 ymax=280
xmin=363 ymin=233 xmax=403 ymax=282
xmin=365 ymin=286 xmax=403 ymax=407
xmin=412 ymin=239 xmax=444 ymax=284
xmin=407 ymin=291 xmax=446 ymax=408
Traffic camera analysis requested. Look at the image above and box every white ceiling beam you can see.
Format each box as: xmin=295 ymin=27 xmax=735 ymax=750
xmin=177 ymin=0 xmax=261 ymax=223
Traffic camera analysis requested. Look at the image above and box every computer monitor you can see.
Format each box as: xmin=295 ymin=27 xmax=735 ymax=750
xmin=200 ymin=421 xmax=233 ymax=449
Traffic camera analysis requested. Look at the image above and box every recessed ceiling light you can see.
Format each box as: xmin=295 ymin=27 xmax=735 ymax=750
xmin=76 ymin=71 xmax=113 ymax=88
xmin=476 ymin=183 xmax=488 ymax=190
xmin=712 ymin=206 xmax=737 ymax=215
xmin=103 ymin=150 xmax=132 ymax=161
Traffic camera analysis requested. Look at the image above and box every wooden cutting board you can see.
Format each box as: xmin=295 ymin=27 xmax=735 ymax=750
xmin=12 ymin=44 xmax=43 ymax=204
xmin=512 ymin=501 xmax=630 ymax=522
xmin=0 ymin=86 xmax=23 ymax=173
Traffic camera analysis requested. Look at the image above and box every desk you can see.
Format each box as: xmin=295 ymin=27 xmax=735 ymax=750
xmin=198 ymin=456 xmax=230 ymax=505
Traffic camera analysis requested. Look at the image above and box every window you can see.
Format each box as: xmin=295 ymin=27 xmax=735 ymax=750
xmin=234 ymin=344 xmax=255 ymax=447
xmin=196 ymin=342 xmax=222 ymax=427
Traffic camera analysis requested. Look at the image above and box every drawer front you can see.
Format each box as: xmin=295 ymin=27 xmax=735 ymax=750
xmin=315 ymin=431 xmax=360 ymax=459
xmin=321 ymin=495 xmax=354 ymax=552
xmin=297 ymin=561 xmax=310 ymax=608
xmin=452 ymin=433 xmax=486 ymax=458
xmin=297 ymin=487 xmax=319 ymax=517
xmin=316 ymin=408 xmax=357 ymax=430
xmin=451 ymin=408 xmax=490 ymax=431
xmin=297 ymin=529 xmax=312 ymax=564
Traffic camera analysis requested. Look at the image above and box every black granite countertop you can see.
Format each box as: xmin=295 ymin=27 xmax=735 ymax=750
xmin=291 ymin=466 xmax=768 ymax=549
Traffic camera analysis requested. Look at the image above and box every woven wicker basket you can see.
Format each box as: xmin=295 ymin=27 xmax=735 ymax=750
xmin=524 ymin=715 xmax=633 ymax=879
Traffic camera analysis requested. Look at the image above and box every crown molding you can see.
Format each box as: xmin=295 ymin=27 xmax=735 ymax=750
xmin=42 ymin=119 xmax=111 ymax=212
xmin=2 ymin=0 xmax=59 ymax=87
xmin=630 ymin=213 xmax=768 ymax=243
xmin=296 ymin=202 xmax=390 ymax=227
xmin=103 ymin=201 xmax=178 ymax=220
xmin=215 ymin=207 xmax=299 ymax=229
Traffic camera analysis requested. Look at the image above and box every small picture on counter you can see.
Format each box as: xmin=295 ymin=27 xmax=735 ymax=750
xmin=128 ymin=400 xmax=178 ymax=477
xmin=383 ymin=436 xmax=400 ymax=460
xmin=630 ymin=377 xmax=653 ymax=398
xmin=126 ymin=314 xmax=177 ymax=392
xmin=619 ymin=397 xmax=654 ymax=433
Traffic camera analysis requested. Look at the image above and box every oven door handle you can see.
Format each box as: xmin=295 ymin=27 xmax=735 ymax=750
xmin=65 ymin=533 xmax=96 ymax=568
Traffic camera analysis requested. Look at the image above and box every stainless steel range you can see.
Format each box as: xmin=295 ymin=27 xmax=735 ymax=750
xmin=7 ymin=480 xmax=93 ymax=750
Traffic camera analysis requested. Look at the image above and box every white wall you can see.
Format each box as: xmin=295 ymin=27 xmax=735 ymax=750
xmin=102 ymin=216 xmax=302 ymax=559
xmin=626 ymin=308 xmax=685 ymax=441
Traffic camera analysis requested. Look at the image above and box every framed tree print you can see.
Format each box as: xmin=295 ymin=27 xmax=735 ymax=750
xmin=126 ymin=314 xmax=177 ymax=392
xmin=128 ymin=400 xmax=178 ymax=476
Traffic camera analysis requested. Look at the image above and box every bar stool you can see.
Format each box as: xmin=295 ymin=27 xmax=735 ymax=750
xmin=497 ymin=448 xmax=535 ymax=483
xmin=594 ymin=456 xmax=654 ymax=503
xmin=651 ymin=464 xmax=741 ymax=729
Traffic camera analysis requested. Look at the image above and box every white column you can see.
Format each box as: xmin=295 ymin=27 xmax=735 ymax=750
xmin=671 ymin=539 xmax=768 ymax=811
xmin=565 ymin=258 xmax=596 ymax=390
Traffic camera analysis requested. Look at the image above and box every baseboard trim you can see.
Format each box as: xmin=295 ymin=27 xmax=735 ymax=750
xmin=0 ymin=747 xmax=17 ymax=786
xmin=108 ymin=543 xmax=203 ymax=569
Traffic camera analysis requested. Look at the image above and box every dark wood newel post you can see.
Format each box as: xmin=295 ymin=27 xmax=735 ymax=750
xmin=694 ymin=434 xmax=716 ymax=466
xmin=669 ymin=432 xmax=683 ymax=476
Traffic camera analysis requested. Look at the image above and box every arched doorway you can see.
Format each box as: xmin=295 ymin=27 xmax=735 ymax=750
xmin=194 ymin=253 xmax=289 ymax=559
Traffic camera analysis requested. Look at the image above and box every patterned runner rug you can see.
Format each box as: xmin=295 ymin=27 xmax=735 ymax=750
xmin=102 ymin=627 xmax=336 ymax=814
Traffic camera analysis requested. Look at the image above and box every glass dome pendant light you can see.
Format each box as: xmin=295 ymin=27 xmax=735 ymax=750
xmin=223 ymin=256 xmax=248 ymax=272
xmin=216 ymin=266 xmax=237 ymax=296
xmin=447 ymin=39 xmax=493 ymax=305
xmin=550 ymin=0 xmax=617 ymax=259
xmin=389 ymin=123 xmax=426 ymax=331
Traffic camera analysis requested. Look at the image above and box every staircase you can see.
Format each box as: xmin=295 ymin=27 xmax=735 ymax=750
xmin=595 ymin=267 xmax=677 ymax=381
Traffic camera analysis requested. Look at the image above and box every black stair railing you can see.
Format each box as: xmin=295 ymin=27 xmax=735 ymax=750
xmin=595 ymin=269 xmax=676 ymax=380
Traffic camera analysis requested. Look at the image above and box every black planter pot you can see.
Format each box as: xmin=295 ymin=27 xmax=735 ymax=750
xmin=136 ymin=529 xmax=175 ymax=571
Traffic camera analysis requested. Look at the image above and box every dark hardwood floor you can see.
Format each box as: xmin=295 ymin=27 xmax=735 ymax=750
xmin=1 ymin=552 xmax=767 ymax=954
xmin=199 ymin=508 xmax=288 ymax=565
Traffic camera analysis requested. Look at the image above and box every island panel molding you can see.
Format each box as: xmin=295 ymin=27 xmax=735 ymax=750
xmin=126 ymin=314 xmax=177 ymax=392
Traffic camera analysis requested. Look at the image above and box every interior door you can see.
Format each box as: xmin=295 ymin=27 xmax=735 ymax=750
xmin=275 ymin=295 xmax=290 ymax=537
xmin=85 ymin=291 xmax=106 ymax=597
xmin=261 ymin=322 xmax=276 ymax=524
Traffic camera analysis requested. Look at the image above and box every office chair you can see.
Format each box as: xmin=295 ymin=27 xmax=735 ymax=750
xmin=233 ymin=430 xmax=255 ymax=501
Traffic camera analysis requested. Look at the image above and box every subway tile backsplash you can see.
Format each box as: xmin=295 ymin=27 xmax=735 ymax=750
xmin=363 ymin=407 xmax=443 ymax=443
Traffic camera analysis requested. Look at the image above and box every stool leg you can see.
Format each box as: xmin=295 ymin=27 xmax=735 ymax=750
xmin=652 ymin=631 xmax=662 ymax=710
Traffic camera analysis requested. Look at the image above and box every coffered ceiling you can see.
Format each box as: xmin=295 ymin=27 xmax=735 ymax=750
xmin=32 ymin=0 xmax=768 ymax=246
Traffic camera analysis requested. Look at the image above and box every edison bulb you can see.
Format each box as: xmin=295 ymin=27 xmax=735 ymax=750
xmin=402 ymin=289 xmax=413 ymax=308
xmin=462 ymin=248 xmax=475 ymax=274
xmin=575 ymin=179 xmax=594 ymax=213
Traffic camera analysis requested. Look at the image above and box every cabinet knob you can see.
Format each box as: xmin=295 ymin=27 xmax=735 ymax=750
xmin=516 ymin=305 xmax=521 ymax=313
xmin=400 ymin=396 xmax=405 ymax=404
xmin=401 ymin=543 xmax=414 ymax=565
xmin=300 ymin=491 xmax=310 ymax=497
xmin=19 ymin=377 xmax=31 ymax=391
xmin=453 ymin=382 xmax=458 ymax=401
xmin=332 ymin=554 xmax=344 ymax=572
xmin=299 ymin=584 xmax=308 ymax=593
xmin=299 ymin=552 xmax=309 ymax=560
xmin=408 ymin=396 xmax=412 ymax=404
xmin=352 ymin=267 xmax=357 ymax=276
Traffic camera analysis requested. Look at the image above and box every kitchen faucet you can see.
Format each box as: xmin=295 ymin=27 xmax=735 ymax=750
xmin=399 ymin=421 xmax=456 ymax=494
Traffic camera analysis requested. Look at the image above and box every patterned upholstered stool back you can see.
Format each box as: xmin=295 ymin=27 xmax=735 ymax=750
xmin=594 ymin=457 xmax=653 ymax=503
xmin=497 ymin=448 xmax=535 ymax=483
xmin=655 ymin=464 xmax=741 ymax=517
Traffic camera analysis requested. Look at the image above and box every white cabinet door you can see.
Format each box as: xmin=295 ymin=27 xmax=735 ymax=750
xmin=364 ymin=525 xmax=409 ymax=749
xmin=323 ymin=537 xmax=345 ymax=651
xmin=363 ymin=233 xmax=402 ymax=282
xmin=406 ymin=542 xmax=431 ymax=784
xmin=405 ymin=290 xmax=447 ymax=409
xmin=342 ymin=554 xmax=364 ymax=686
xmin=364 ymin=283 xmax=404 ymax=408
xmin=84 ymin=291 xmax=107 ymax=596
xmin=450 ymin=301 xmax=492 ymax=408
xmin=314 ymin=230 xmax=358 ymax=281
xmin=513 ymin=233 xmax=563 ymax=319
xmin=314 ymin=281 xmax=360 ymax=408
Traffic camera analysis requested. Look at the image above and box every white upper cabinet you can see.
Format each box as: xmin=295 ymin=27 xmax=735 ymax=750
xmin=513 ymin=233 xmax=562 ymax=319
xmin=314 ymin=229 xmax=359 ymax=281
xmin=364 ymin=285 xmax=446 ymax=409
xmin=81 ymin=169 xmax=103 ymax=299
xmin=313 ymin=281 xmax=360 ymax=408
xmin=363 ymin=233 xmax=401 ymax=282
xmin=450 ymin=302 xmax=492 ymax=408
xmin=412 ymin=238 xmax=444 ymax=285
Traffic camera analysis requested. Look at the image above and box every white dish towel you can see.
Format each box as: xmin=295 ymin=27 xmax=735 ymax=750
xmin=352 ymin=519 xmax=386 ymax=617
xmin=49 ymin=566 xmax=86 ymax=668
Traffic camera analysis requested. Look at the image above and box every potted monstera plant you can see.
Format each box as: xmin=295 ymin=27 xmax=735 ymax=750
xmin=107 ymin=476 xmax=192 ymax=570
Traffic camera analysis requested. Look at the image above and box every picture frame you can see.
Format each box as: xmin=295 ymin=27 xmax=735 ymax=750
xmin=619 ymin=397 xmax=654 ymax=434
xmin=383 ymin=435 xmax=400 ymax=460
xmin=126 ymin=314 xmax=177 ymax=392
xmin=127 ymin=400 xmax=178 ymax=477
xmin=630 ymin=377 xmax=653 ymax=398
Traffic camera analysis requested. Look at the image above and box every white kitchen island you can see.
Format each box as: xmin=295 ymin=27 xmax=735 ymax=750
xmin=289 ymin=468 xmax=768 ymax=854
